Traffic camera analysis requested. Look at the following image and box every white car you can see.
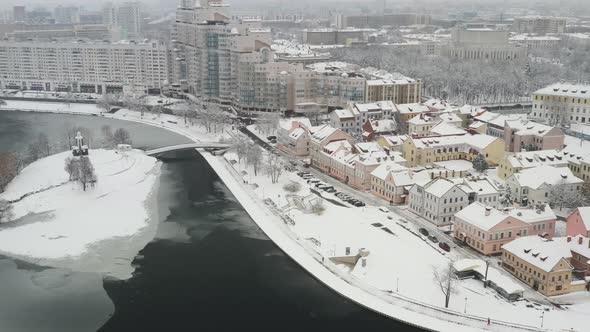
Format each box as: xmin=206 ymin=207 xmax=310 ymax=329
xmin=379 ymin=206 xmax=389 ymax=213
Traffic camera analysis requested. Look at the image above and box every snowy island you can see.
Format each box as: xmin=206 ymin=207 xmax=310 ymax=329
xmin=0 ymin=148 xmax=161 ymax=279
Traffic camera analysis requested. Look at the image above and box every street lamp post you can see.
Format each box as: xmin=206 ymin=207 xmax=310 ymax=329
xmin=464 ymin=297 xmax=468 ymax=313
xmin=541 ymin=311 xmax=545 ymax=328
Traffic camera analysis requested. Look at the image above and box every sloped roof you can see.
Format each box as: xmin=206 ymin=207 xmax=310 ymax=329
xmin=503 ymin=236 xmax=573 ymax=273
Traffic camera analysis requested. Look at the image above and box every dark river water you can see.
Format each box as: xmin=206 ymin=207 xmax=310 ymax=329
xmin=0 ymin=111 xmax=424 ymax=332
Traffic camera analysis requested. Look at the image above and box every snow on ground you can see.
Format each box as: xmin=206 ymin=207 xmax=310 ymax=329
xmin=221 ymin=148 xmax=590 ymax=331
xmin=0 ymin=149 xmax=161 ymax=279
xmin=564 ymin=135 xmax=590 ymax=150
xmin=434 ymin=160 xmax=475 ymax=172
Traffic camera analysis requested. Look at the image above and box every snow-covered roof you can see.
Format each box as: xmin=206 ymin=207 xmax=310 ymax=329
xmin=430 ymin=122 xmax=467 ymax=136
xmin=355 ymin=142 xmax=382 ymax=153
xmin=460 ymin=177 xmax=500 ymax=196
xmin=533 ymin=83 xmax=590 ymax=99
xmin=474 ymin=111 xmax=527 ymax=128
xmin=438 ymin=112 xmax=462 ymax=123
xmin=456 ymin=202 xmax=555 ymax=231
xmin=324 ymin=139 xmax=353 ymax=153
xmin=395 ymin=103 xmax=431 ymax=115
xmin=332 ymin=108 xmax=355 ymax=119
xmin=469 ymin=121 xmax=486 ymax=129
xmin=572 ymin=207 xmax=590 ymax=231
xmin=502 ymin=236 xmax=573 ymax=273
xmin=408 ymin=113 xmax=437 ymax=125
xmin=508 ymin=165 xmax=583 ymax=189
xmin=369 ymin=119 xmax=397 ymax=133
xmin=423 ymin=177 xmax=463 ymax=198
xmin=356 ymin=150 xmax=406 ymax=167
xmin=506 ymin=119 xmax=557 ymax=137
xmin=423 ymin=98 xmax=453 ymax=111
xmin=411 ymin=134 xmax=498 ymax=151
xmin=271 ymin=39 xmax=331 ymax=58
xmin=381 ymin=134 xmax=409 ymax=147
xmin=456 ymin=104 xmax=486 ymax=116
xmin=505 ymin=149 xmax=568 ymax=168
xmin=310 ymin=124 xmax=338 ymax=143
xmin=560 ymin=235 xmax=590 ymax=259
xmin=279 ymin=117 xmax=312 ymax=131
xmin=370 ymin=162 xmax=409 ymax=180
xmin=510 ymin=34 xmax=561 ymax=41
xmin=289 ymin=127 xmax=306 ymax=140
xmin=354 ymin=101 xmax=394 ymax=114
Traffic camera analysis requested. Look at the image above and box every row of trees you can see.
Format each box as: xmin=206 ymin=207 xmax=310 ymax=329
xmin=330 ymin=46 xmax=589 ymax=105
xmin=232 ymin=138 xmax=284 ymax=184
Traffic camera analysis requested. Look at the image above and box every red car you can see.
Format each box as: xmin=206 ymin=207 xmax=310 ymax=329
xmin=439 ymin=242 xmax=451 ymax=252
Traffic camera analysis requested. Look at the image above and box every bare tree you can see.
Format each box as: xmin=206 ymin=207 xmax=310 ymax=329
xmin=433 ymin=261 xmax=458 ymax=309
xmin=27 ymin=143 xmax=41 ymax=163
xmin=0 ymin=152 xmax=17 ymax=192
xmin=113 ymin=128 xmax=132 ymax=145
xmin=283 ymin=181 xmax=302 ymax=193
xmin=246 ymin=145 xmax=263 ymax=176
xmin=64 ymin=157 xmax=80 ymax=181
xmin=101 ymin=125 xmax=114 ymax=148
xmin=256 ymin=113 xmax=280 ymax=136
xmin=37 ymin=133 xmax=51 ymax=157
xmin=232 ymin=139 xmax=249 ymax=164
xmin=311 ymin=199 xmax=326 ymax=215
xmin=97 ymin=93 xmax=118 ymax=113
xmin=77 ymin=156 xmax=96 ymax=191
xmin=265 ymin=153 xmax=284 ymax=184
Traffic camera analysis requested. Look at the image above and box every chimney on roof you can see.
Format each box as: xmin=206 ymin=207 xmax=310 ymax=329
xmin=579 ymin=236 xmax=583 ymax=245
xmin=567 ymin=236 xmax=572 ymax=242
xmin=485 ymin=206 xmax=492 ymax=216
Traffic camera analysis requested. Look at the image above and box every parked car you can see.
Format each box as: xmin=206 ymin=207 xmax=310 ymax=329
xmin=419 ymin=228 xmax=429 ymax=237
xmin=325 ymin=188 xmax=337 ymax=193
xmin=289 ymin=160 xmax=298 ymax=167
xmin=266 ymin=135 xmax=277 ymax=141
xmin=308 ymin=179 xmax=320 ymax=184
xmin=439 ymin=242 xmax=451 ymax=252
xmin=428 ymin=235 xmax=439 ymax=243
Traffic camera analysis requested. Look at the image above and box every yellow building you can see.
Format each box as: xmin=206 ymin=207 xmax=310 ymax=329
xmin=502 ymin=236 xmax=574 ymax=297
xmin=402 ymin=134 xmax=505 ymax=168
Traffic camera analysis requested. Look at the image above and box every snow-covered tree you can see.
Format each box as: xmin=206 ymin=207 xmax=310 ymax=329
xmin=37 ymin=133 xmax=51 ymax=157
xmin=501 ymin=186 xmax=514 ymax=207
xmin=64 ymin=156 xmax=80 ymax=181
xmin=77 ymin=156 xmax=96 ymax=191
xmin=101 ymin=125 xmax=114 ymax=148
xmin=472 ymin=154 xmax=488 ymax=173
xmin=113 ymin=128 xmax=132 ymax=145
xmin=581 ymin=181 xmax=590 ymax=205
xmin=311 ymin=199 xmax=325 ymax=215
xmin=548 ymin=180 xmax=582 ymax=210
xmin=256 ymin=113 xmax=280 ymax=136
xmin=283 ymin=181 xmax=302 ymax=193
xmin=246 ymin=145 xmax=263 ymax=176
xmin=433 ymin=261 xmax=458 ymax=309
xmin=97 ymin=93 xmax=118 ymax=113
xmin=232 ymin=139 xmax=249 ymax=164
xmin=265 ymin=153 xmax=284 ymax=184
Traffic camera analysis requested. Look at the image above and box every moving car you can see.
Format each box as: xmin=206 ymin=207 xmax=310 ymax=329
xmin=428 ymin=235 xmax=439 ymax=243
xmin=439 ymin=242 xmax=451 ymax=252
xmin=378 ymin=206 xmax=389 ymax=213
xmin=419 ymin=228 xmax=429 ymax=237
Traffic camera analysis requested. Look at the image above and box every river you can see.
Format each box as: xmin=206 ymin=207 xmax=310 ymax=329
xmin=0 ymin=111 xmax=424 ymax=332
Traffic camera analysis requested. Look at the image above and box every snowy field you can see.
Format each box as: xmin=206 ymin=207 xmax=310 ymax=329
xmin=0 ymin=149 xmax=161 ymax=279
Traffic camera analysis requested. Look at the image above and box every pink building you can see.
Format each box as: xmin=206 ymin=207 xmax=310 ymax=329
xmin=454 ymin=202 xmax=556 ymax=255
xmin=277 ymin=118 xmax=313 ymax=157
xmin=504 ymin=119 xmax=564 ymax=152
xmin=566 ymin=207 xmax=590 ymax=238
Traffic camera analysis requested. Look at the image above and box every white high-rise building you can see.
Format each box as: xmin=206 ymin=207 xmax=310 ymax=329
xmin=102 ymin=2 xmax=142 ymax=41
xmin=0 ymin=40 xmax=169 ymax=95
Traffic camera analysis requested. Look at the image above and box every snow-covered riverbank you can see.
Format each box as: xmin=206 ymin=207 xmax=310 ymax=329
xmin=0 ymin=149 xmax=161 ymax=279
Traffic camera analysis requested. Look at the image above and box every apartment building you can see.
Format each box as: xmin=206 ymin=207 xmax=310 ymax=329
xmin=454 ymin=202 xmax=556 ymax=255
xmin=505 ymin=165 xmax=583 ymax=206
xmin=361 ymin=119 xmax=397 ymax=142
xmin=440 ymin=27 xmax=527 ymax=61
xmin=408 ymin=176 xmax=501 ymax=226
xmin=0 ymin=40 xmax=169 ymax=95
xmin=504 ymin=119 xmax=564 ymax=152
xmin=567 ymin=207 xmax=590 ymax=238
xmin=402 ymin=134 xmax=505 ymax=168
xmin=335 ymin=13 xmax=431 ymax=29
xmin=394 ymin=103 xmax=436 ymax=133
xmin=309 ymin=125 xmax=356 ymax=171
xmin=512 ymin=16 xmax=567 ymax=34
xmin=531 ymin=83 xmax=590 ymax=125
xmin=375 ymin=134 xmax=410 ymax=152
xmin=103 ymin=2 xmax=142 ymax=40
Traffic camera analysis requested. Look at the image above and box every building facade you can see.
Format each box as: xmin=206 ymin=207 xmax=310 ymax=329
xmin=531 ymin=83 xmax=590 ymax=125
xmin=439 ymin=27 xmax=527 ymax=61
xmin=454 ymin=202 xmax=556 ymax=255
xmin=512 ymin=16 xmax=567 ymax=34
xmin=567 ymin=207 xmax=590 ymax=238
xmin=0 ymin=40 xmax=169 ymax=94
